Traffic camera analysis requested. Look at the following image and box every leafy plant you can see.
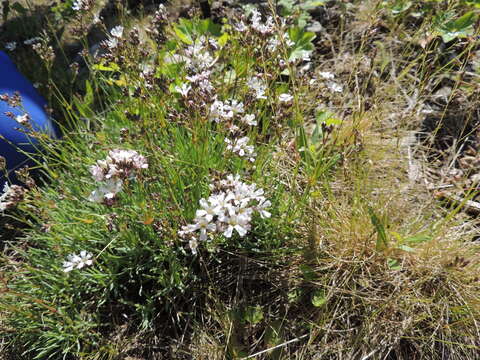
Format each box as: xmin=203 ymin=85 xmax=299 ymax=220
xmin=434 ymin=10 xmax=478 ymax=42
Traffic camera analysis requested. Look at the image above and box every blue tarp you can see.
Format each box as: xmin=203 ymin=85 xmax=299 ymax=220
xmin=0 ymin=50 xmax=57 ymax=181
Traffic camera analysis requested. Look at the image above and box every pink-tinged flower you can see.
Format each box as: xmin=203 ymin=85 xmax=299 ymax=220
xmin=88 ymin=179 xmax=123 ymax=203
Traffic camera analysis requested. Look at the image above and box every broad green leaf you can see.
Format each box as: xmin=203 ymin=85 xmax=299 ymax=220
xmin=242 ymin=306 xmax=264 ymax=325
xmin=299 ymin=264 xmax=316 ymax=281
xmin=218 ymin=32 xmax=230 ymax=47
xmin=466 ymin=0 xmax=480 ymax=8
xmin=198 ymin=19 xmax=222 ymax=37
xmin=300 ymin=0 xmax=327 ymax=11
xmin=436 ymin=11 xmax=477 ymax=42
xmin=174 ymin=18 xmax=223 ymax=44
xmin=390 ymin=1 xmax=412 ymax=15
xmin=452 ymin=11 xmax=477 ymax=30
xmin=288 ymin=27 xmax=316 ymax=62
xmin=387 ymin=258 xmax=401 ymax=270
xmin=368 ymin=207 xmax=389 ymax=251
xmin=11 ymin=2 xmax=27 ymax=15
xmin=92 ymin=62 xmax=120 ymax=72
xmin=174 ymin=20 xmax=194 ymax=44
xmin=311 ymin=289 xmax=327 ymax=307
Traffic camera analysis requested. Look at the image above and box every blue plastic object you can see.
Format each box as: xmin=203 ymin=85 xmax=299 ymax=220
xmin=0 ymin=51 xmax=57 ymax=181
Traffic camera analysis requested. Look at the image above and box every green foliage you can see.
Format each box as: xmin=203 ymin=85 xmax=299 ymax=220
xmin=173 ymin=18 xmax=223 ymax=44
xmin=434 ymin=10 xmax=478 ymax=42
xmin=279 ymin=0 xmax=327 ymax=28
xmin=0 ymin=5 xmax=323 ymax=357
xmin=287 ymin=27 xmax=316 ymax=62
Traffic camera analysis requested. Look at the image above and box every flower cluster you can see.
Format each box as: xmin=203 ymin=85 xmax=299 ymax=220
xmin=103 ymin=25 xmax=124 ymax=50
xmin=88 ymin=149 xmax=147 ymax=204
xmin=247 ymin=75 xmax=267 ymax=100
xmin=179 ymin=175 xmax=271 ymax=254
xmin=250 ymin=9 xmax=276 ymax=35
xmin=225 ymin=136 xmax=256 ymax=162
xmin=63 ymin=251 xmax=93 ymax=272
xmin=319 ymin=71 xmax=343 ymax=93
xmin=5 ymin=42 xmax=17 ymax=51
xmin=184 ymin=37 xmax=217 ymax=72
xmin=267 ymin=33 xmax=294 ymax=53
xmin=0 ymin=183 xmax=26 ymax=212
xmin=72 ymin=0 xmax=94 ymax=12
xmin=209 ymin=99 xmax=256 ymax=130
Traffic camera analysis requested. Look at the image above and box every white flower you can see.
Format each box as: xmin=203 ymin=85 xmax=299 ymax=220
xmin=88 ymin=179 xmax=123 ymax=203
xmin=229 ymin=100 xmax=244 ymax=114
xmin=267 ymin=38 xmax=280 ymax=52
xmin=209 ymin=100 xmax=233 ymax=122
xmin=184 ymin=41 xmax=215 ymax=70
xmin=234 ymin=21 xmax=248 ymax=32
xmin=15 ymin=114 xmax=29 ymax=126
xmin=5 ymin=42 xmax=16 ymax=51
xmin=319 ymin=71 xmax=335 ymax=80
xmin=209 ymin=192 xmax=230 ymax=215
xmin=104 ymin=38 xmax=118 ymax=49
xmin=208 ymin=38 xmax=219 ymax=49
xmin=225 ymin=136 xmax=256 ymax=162
xmin=196 ymin=198 xmax=217 ymax=222
xmin=186 ymin=70 xmax=211 ymax=83
xmin=284 ymin=34 xmax=295 ymax=48
xmin=220 ymin=211 xmax=250 ymax=238
xmin=0 ymin=183 xmax=11 ymax=211
xmin=247 ymin=76 xmax=267 ymax=100
xmin=278 ymin=93 xmax=293 ymax=103
xmin=242 ymin=114 xmax=257 ymax=126
xmin=108 ymin=149 xmax=148 ymax=170
xmin=0 ymin=183 xmax=25 ymax=212
xmin=174 ymin=83 xmax=191 ymax=97
xmin=63 ymin=250 xmax=93 ymax=272
xmin=24 ymin=37 xmax=41 ymax=45
xmin=327 ymin=82 xmax=343 ymax=93
xmin=267 ymin=33 xmax=294 ymax=52
xmin=301 ymin=51 xmax=311 ymax=62
xmin=110 ymin=26 xmax=124 ymax=38
xmin=256 ymin=197 xmax=271 ymax=219
xmin=192 ymin=216 xmax=216 ymax=241
xmin=72 ymin=0 xmax=87 ymax=11
xmin=220 ymin=174 xmax=241 ymax=188
xmin=189 ymin=238 xmax=199 ymax=255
